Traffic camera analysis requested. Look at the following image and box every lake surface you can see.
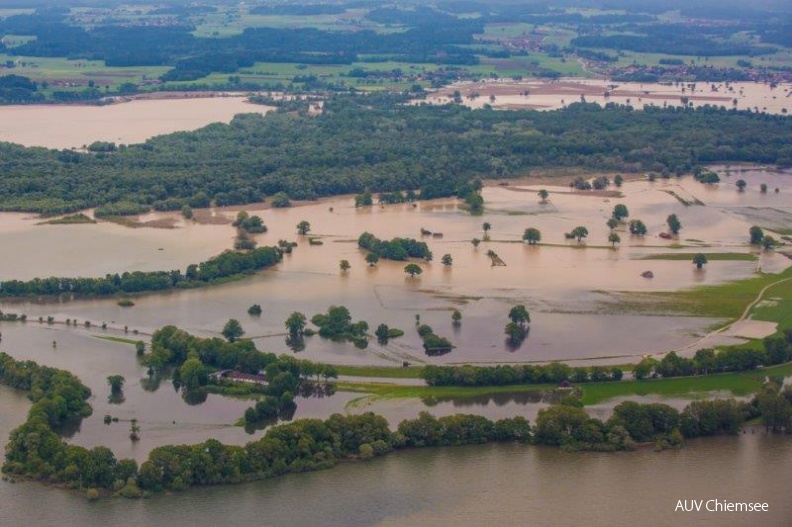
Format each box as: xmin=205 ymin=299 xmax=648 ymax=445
xmin=0 ymin=96 xmax=271 ymax=149
xmin=0 ymin=426 xmax=789 ymax=527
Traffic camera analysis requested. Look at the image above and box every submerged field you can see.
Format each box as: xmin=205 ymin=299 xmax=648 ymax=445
xmin=0 ymin=163 xmax=790 ymax=456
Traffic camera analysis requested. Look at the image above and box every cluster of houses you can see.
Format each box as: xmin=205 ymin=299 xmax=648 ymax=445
xmin=208 ymin=370 xmax=268 ymax=386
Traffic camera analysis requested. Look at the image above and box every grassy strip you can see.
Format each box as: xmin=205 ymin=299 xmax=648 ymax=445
xmin=335 ymin=365 xmax=424 ymax=379
xmin=619 ymin=267 xmax=792 ymax=319
xmin=637 ymin=252 xmax=756 ymax=261
xmin=338 ymin=362 xmax=792 ymax=405
xmin=580 ymin=362 xmax=792 ymax=405
xmin=95 ymin=336 xmax=139 ymax=345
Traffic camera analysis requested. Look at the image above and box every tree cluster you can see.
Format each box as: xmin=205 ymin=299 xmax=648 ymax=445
xmin=0 ymin=246 xmax=282 ymax=298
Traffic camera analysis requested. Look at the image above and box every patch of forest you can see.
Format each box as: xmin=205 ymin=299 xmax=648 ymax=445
xmin=0 ymin=98 xmax=790 ymax=215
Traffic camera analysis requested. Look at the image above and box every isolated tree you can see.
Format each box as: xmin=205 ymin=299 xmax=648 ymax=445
xmin=666 ymin=214 xmax=682 ymax=235
xmin=129 ymin=418 xmax=140 ymax=442
xmin=441 ymin=254 xmax=453 ymax=266
xmin=606 ymin=218 xmax=619 ymax=231
xmin=629 ymin=219 xmax=647 ymax=236
xmin=471 ymin=237 xmax=481 ymax=248
xmin=339 ymin=259 xmax=351 ymax=273
xmin=365 ymin=253 xmax=379 ymax=266
xmin=375 ymin=323 xmax=390 ymax=343
xmin=523 ymin=227 xmax=541 ymax=245
xmin=296 ymin=220 xmax=311 ymax=235
xmin=482 ymin=222 xmax=492 ymax=237
xmin=452 ymin=310 xmax=462 ymax=326
xmin=736 ymin=179 xmax=747 ymax=192
xmin=760 ymin=183 xmax=768 ymax=193
xmin=608 ymin=232 xmax=621 ymax=248
xmin=505 ymin=321 xmax=525 ymax=344
xmin=508 ymin=305 xmax=530 ymax=328
xmin=538 ymin=189 xmax=549 ymax=202
xmin=614 ymin=175 xmax=624 ymax=187
xmin=222 ymin=318 xmax=244 ymax=342
xmin=571 ymin=226 xmax=589 ymax=242
xmin=749 ymin=226 xmax=764 ymax=245
xmin=612 ymin=204 xmax=629 ymax=221
xmin=404 ymin=263 xmax=423 ymax=278
xmin=761 ymin=235 xmax=777 ymax=251
xmin=107 ymin=375 xmax=125 ymax=395
xmin=135 ymin=341 xmax=146 ymax=357
xmin=285 ymin=312 xmax=307 ymax=336
xmin=692 ymin=253 xmax=708 ymax=269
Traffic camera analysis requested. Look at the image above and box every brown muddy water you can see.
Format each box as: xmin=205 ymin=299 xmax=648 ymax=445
xmin=0 ymin=168 xmax=788 ymax=464
xmin=0 ymin=97 xmax=272 ymax=148
xmin=430 ymin=78 xmax=792 ymax=115
xmin=0 ymin=421 xmax=790 ymax=527
xmin=1 ymin=170 xmax=789 ymax=367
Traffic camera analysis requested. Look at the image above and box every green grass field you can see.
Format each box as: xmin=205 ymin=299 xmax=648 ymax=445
xmin=580 ymin=362 xmax=792 ymax=404
xmin=338 ymin=361 xmax=792 ymax=406
xmin=335 ymin=365 xmax=424 ymax=379
xmin=620 ymin=267 xmax=792 ymax=321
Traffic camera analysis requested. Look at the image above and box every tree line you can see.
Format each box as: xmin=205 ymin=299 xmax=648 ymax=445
xmin=0 ymin=246 xmax=282 ymax=298
xmin=422 ymin=363 xmax=623 ymax=387
xmin=2 ymin=350 xmax=789 ymax=498
xmin=1 ymin=100 xmax=790 ymax=215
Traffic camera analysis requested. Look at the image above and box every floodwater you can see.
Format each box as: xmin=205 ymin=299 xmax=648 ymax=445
xmin=429 ymin=78 xmax=792 ymax=115
xmin=0 ymin=96 xmax=272 ymax=149
xmin=1 ymin=169 xmax=790 ymax=368
xmin=0 ymin=427 xmax=790 ymax=527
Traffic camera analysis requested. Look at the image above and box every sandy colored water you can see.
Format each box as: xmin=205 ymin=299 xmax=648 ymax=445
xmin=427 ymin=78 xmax=792 ymax=114
xmin=1 ymin=169 xmax=789 ymax=368
xmin=0 ymin=96 xmax=272 ymax=148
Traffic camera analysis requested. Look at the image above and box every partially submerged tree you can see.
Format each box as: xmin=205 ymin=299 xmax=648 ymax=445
xmin=571 ymin=226 xmax=588 ymax=242
xmin=222 ymin=318 xmax=244 ymax=342
xmin=749 ymin=226 xmax=764 ymax=245
xmin=404 ymin=263 xmax=423 ymax=278
xmin=629 ymin=219 xmax=647 ymax=236
xmin=667 ymin=214 xmax=682 ymax=235
xmin=285 ymin=312 xmax=307 ymax=336
xmin=612 ymin=204 xmax=629 ymax=221
xmin=692 ymin=253 xmax=708 ymax=269
xmin=523 ymin=228 xmax=541 ymax=245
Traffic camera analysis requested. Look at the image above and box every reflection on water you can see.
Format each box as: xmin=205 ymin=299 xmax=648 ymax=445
xmin=0 ymin=430 xmax=789 ymax=527
xmin=421 ymin=388 xmax=560 ymax=408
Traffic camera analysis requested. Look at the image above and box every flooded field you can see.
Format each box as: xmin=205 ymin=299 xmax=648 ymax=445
xmin=0 ymin=165 xmax=790 ymax=460
xmin=0 ymin=96 xmax=271 ymax=148
xmin=1 ymin=168 xmax=789 ymax=369
xmin=429 ymin=78 xmax=792 ymax=115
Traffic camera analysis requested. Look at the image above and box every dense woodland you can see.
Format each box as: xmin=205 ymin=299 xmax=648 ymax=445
xmin=0 ymin=246 xmax=281 ymax=297
xmin=1 ymin=99 xmax=790 ymax=215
